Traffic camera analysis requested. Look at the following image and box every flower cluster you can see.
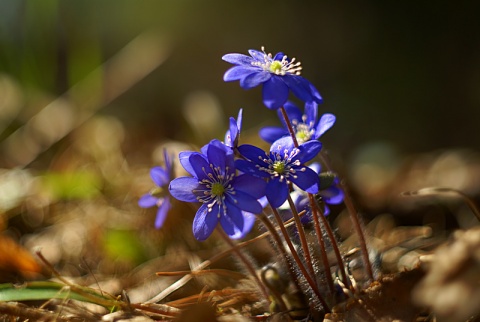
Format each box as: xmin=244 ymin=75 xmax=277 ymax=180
xmin=139 ymin=47 xmax=341 ymax=241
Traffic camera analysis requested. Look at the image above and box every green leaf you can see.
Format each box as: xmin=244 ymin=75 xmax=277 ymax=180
xmin=0 ymin=281 xmax=119 ymax=310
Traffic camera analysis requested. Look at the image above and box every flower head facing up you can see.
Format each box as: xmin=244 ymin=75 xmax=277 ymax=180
xmin=236 ymin=137 xmax=322 ymax=208
xmin=138 ymin=149 xmax=173 ymax=229
xmin=169 ymin=140 xmax=266 ymax=241
xmin=259 ymin=101 xmax=336 ymax=144
xmin=223 ymin=47 xmax=322 ymax=110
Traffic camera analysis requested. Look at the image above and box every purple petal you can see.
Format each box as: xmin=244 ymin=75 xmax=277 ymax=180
xmin=282 ymin=75 xmax=313 ymax=103
xmin=154 ymin=198 xmax=171 ymax=229
xmin=150 ymin=167 xmax=169 ymax=187
xmin=308 ymin=82 xmax=323 ymax=104
xmin=206 ymin=143 xmax=226 ymax=171
xmin=248 ymin=49 xmax=266 ymax=62
xmin=223 ymin=65 xmax=258 ymax=82
xmin=262 ymin=77 xmax=289 ymax=110
xmin=227 ymin=190 xmax=263 ymax=214
xmin=233 ymin=174 xmax=266 ymax=199
xmin=240 ymin=71 xmax=271 ymax=89
xmin=228 ymin=212 xmax=256 ymax=240
xmin=193 ymin=204 xmax=219 ymax=241
xmin=304 ymin=101 xmax=318 ymax=125
xmin=237 ymin=144 xmax=267 ymax=164
xmin=296 ymin=141 xmax=322 ymax=163
xmin=179 ymin=151 xmax=197 ymax=176
xmin=222 ymin=53 xmax=254 ymax=65
xmin=222 ymin=204 xmax=244 ymax=235
xmin=273 ymin=52 xmax=285 ymax=61
xmin=236 ymin=109 xmax=243 ymax=131
xmin=266 ymin=179 xmax=289 ymax=208
xmin=270 ymin=136 xmax=295 ymax=153
xmin=291 ymin=168 xmax=320 ymax=194
xmin=189 ymin=153 xmax=211 ymax=180
xmin=321 ymin=186 xmax=344 ymax=205
xmin=259 ymin=126 xmax=288 ymax=144
xmin=314 ymin=113 xmax=336 ymax=139
xmin=280 ymin=101 xmax=303 ymax=126
xmin=235 ymin=159 xmax=269 ymax=178
xmin=169 ymin=177 xmax=200 ymax=202
xmin=309 ymin=162 xmax=322 ymax=174
xmin=138 ymin=194 xmax=158 ymax=208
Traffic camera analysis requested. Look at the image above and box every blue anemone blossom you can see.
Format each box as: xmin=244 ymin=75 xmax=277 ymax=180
xmin=169 ymin=140 xmax=266 ymax=241
xmin=293 ymin=163 xmax=344 ymax=217
xmin=259 ymin=101 xmax=336 ymax=144
xmin=224 ymin=109 xmax=242 ymax=150
xmin=138 ymin=149 xmax=173 ymax=229
xmin=222 ymin=48 xmax=322 ymax=110
xmin=235 ymin=137 xmax=322 ymax=208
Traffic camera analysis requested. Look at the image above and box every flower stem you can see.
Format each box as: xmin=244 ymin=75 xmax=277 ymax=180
xmin=319 ymin=151 xmax=374 ymax=283
xmin=217 ymin=228 xmax=271 ymax=303
xmin=307 ymin=194 xmax=335 ymax=295
xmin=280 ymin=106 xmax=299 ymax=147
xmin=259 ymin=213 xmax=303 ymax=295
xmin=287 ymin=193 xmax=316 ymax=280
xmin=310 ymin=194 xmax=352 ymax=292
xmin=271 ymin=207 xmax=330 ymax=312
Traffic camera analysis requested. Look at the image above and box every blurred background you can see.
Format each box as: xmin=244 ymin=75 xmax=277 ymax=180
xmin=0 ymin=0 xmax=479 ymax=292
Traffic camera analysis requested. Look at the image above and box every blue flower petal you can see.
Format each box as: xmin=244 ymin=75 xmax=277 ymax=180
xmin=189 ymin=153 xmax=211 ymax=180
xmin=248 ymin=49 xmax=266 ymax=62
xmin=320 ymin=186 xmax=344 ymax=205
xmin=179 ymin=151 xmax=197 ymax=177
xmin=169 ymin=177 xmax=200 ymax=202
xmin=296 ymin=141 xmax=322 ymax=163
xmin=154 ymin=198 xmax=171 ymax=229
xmin=282 ymin=75 xmax=313 ymax=103
xmin=223 ymin=65 xmax=258 ymax=82
xmin=227 ymin=190 xmax=263 ymax=214
xmin=259 ymin=126 xmax=288 ymax=144
xmin=270 ymin=136 xmax=295 ymax=153
xmin=291 ymin=167 xmax=320 ymax=194
xmin=304 ymin=101 xmax=318 ymax=126
xmin=138 ymin=194 xmax=158 ymax=208
xmin=223 ymin=203 xmax=245 ymax=233
xmin=314 ymin=113 xmax=336 ymax=139
xmin=150 ymin=166 xmax=169 ymax=187
xmin=193 ymin=204 xmax=219 ymax=241
xmin=262 ymin=77 xmax=289 ymax=109
xmin=206 ymin=143 xmax=227 ymax=172
xmin=266 ymin=179 xmax=289 ymax=208
xmin=308 ymin=81 xmax=323 ymax=104
xmin=235 ymin=159 xmax=269 ymax=178
xmin=233 ymin=174 xmax=266 ymax=199
xmin=229 ymin=212 xmax=256 ymax=240
xmin=240 ymin=71 xmax=271 ymax=89
xmin=281 ymin=101 xmax=303 ymax=126
xmin=309 ymin=162 xmax=322 ymax=174
xmin=237 ymin=144 xmax=267 ymax=165
xmin=222 ymin=53 xmax=254 ymax=65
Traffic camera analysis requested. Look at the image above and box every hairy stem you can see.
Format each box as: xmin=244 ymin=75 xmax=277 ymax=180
xmin=271 ymin=207 xmax=330 ymax=312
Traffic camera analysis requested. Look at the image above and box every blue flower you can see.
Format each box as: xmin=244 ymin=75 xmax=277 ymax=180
xmin=224 ymin=109 xmax=242 ymax=150
xmin=222 ymin=47 xmax=322 ymax=110
xmin=235 ymin=137 xmax=322 ymax=208
xmin=293 ymin=163 xmax=344 ymax=217
xmin=138 ymin=149 xmax=173 ymax=229
xmin=259 ymin=101 xmax=336 ymax=144
xmin=169 ymin=140 xmax=266 ymax=241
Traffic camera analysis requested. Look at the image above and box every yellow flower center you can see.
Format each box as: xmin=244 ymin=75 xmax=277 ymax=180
xmin=211 ymin=182 xmax=225 ymax=196
xmin=273 ymin=161 xmax=285 ymax=174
